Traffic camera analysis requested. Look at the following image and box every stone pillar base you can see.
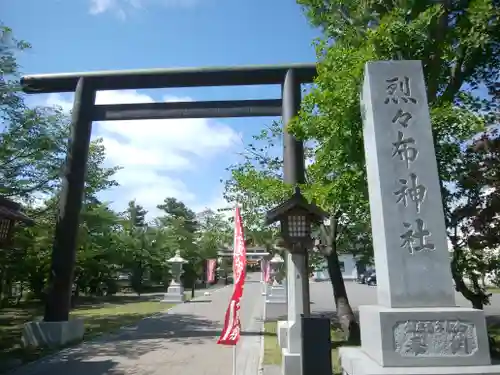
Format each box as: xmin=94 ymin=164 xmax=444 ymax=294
xmin=277 ymin=320 xmax=288 ymax=349
xmin=268 ymin=285 xmax=286 ymax=302
xmin=161 ymin=284 xmax=185 ymax=303
xmin=265 ymin=285 xmax=287 ymax=321
xmin=359 ymin=305 xmax=491 ymax=367
xmin=340 ymin=347 xmax=500 ymax=375
xmin=264 ymin=301 xmax=287 ymax=322
xmin=261 ymin=282 xmax=268 ymax=296
xmin=22 ymin=318 xmax=85 ymax=348
xmin=282 ymin=349 xmax=301 ymax=375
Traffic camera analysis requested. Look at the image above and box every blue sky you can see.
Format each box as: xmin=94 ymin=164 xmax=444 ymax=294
xmin=3 ymin=0 xmax=320 ymax=218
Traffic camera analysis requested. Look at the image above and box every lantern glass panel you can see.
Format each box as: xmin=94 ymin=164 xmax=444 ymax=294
xmin=171 ymin=262 xmax=182 ymax=274
xmin=288 ymin=215 xmax=308 ymax=238
xmin=0 ymin=218 xmax=11 ymax=241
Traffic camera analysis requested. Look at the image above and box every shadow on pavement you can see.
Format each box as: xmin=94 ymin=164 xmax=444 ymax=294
xmin=242 ymin=330 xmax=275 ymax=337
xmin=7 ymin=313 xmax=226 ymax=374
xmin=52 ymin=313 xmax=225 ymax=362
xmin=72 ymin=295 xmax=161 ymax=310
xmin=8 ymin=359 xmax=121 ymax=375
xmin=184 ymin=299 xmax=212 ymax=304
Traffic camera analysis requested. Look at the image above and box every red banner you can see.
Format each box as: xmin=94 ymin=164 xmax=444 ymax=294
xmin=217 ymin=206 xmax=247 ymax=346
xmin=207 ymin=259 xmax=216 ymax=283
xmin=264 ymin=261 xmax=271 ymax=283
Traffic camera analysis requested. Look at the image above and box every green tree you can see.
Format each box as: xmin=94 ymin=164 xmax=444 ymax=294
xmin=196 ymin=209 xmax=231 ymax=258
xmin=294 ymin=0 xmax=499 ymax=315
xmin=0 ymin=26 xmax=69 ymax=200
xmin=157 ymin=198 xmax=200 ymax=293
xmin=448 ymin=129 xmax=500 ymax=308
xmin=157 ymin=197 xmax=198 ymax=232
xmin=74 ymin=202 xmax=122 ymax=298
xmin=223 ymin=120 xmax=366 ymax=342
xmin=126 ymin=199 xmax=147 ymax=227
xmin=121 ymin=200 xmax=150 ymax=295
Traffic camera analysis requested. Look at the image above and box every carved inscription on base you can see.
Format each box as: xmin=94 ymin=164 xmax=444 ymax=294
xmin=393 ymin=320 xmax=478 ymax=357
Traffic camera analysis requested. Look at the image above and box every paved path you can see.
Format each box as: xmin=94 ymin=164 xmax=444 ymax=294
xmin=9 ymin=274 xmax=264 ymax=375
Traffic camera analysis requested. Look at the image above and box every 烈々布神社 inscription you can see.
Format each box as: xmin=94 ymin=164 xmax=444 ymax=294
xmin=361 ymin=60 xmax=455 ymax=308
xmin=384 ymin=74 xmax=434 ymax=256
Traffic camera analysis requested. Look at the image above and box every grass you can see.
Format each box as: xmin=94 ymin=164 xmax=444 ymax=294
xmin=262 ymin=321 xmax=344 ymax=374
xmin=0 ymin=296 xmax=175 ymax=372
xmin=263 ymin=322 xmax=281 ymax=366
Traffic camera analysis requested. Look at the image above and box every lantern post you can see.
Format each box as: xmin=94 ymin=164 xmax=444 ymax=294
xmin=265 ymin=187 xmax=327 ymax=373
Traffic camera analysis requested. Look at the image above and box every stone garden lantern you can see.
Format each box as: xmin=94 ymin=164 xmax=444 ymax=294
xmin=265 ymin=252 xmax=287 ymax=309
xmin=162 ymin=250 xmax=188 ymax=303
xmin=269 ymin=253 xmax=285 ymax=285
xmin=265 ymin=187 xmax=327 ymax=317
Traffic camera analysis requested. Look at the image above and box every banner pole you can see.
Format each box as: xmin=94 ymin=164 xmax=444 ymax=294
xmin=232 ymin=344 xmax=237 ymax=375
xmin=232 ymin=203 xmax=238 ymax=375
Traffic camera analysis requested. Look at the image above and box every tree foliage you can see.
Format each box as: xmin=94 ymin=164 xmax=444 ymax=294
xmin=294 ymin=0 xmax=500 ymax=310
xmin=0 ymin=25 xmax=234 ymax=306
xmin=448 ymin=129 xmax=500 ymax=308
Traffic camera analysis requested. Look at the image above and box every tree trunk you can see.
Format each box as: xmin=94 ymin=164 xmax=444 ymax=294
xmin=0 ymin=269 xmax=4 ymax=304
xmin=325 ymin=249 xmax=360 ymax=344
xmin=15 ymin=283 xmax=24 ymax=305
xmin=321 ymin=212 xmax=361 ymax=345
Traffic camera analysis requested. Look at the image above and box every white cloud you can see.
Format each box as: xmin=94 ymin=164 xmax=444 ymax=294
xmin=43 ymin=90 xmax=240 ymax=218
xmin=101 ymin=169 xmax=196 ymax=217
xmin=89 ymin=0 xmax=199 ymax=18
xmin=192 ymin=195 xmax=232 ymax=218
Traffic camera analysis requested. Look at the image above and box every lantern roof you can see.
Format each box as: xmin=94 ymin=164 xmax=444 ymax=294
xmin=270 ymin=253 xmax=284 ymax=264
xmin=167 ymin=250 xmax=187 ymax=264
xmin=0 ymin=196 xmax=35 ymax=225
xmin=265 ymin=187 xmax=328 ymax=225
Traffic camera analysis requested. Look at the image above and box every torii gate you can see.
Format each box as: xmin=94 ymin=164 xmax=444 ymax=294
xmin=21 ymin=63 xmax=314 ymax=324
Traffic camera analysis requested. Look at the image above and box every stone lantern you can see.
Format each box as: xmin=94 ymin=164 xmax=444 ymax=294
xmin=265 ymin=187 xmax=327 ymax=366
xmin=269 ymin=253 xmax=285 ymax=285
xmin=263 ymin=251 xmax=287 ymax=321
xmin=265 ymin=187 xmax=327 ymax=253
xmin=161 ymin=250 xmax=188 ymax=303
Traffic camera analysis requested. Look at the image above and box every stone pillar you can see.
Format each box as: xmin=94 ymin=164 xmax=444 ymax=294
xmin=339 ymin=60 xmax=499 ymax=375
xmin=281 ymin=252 xmax=306 ymax=375
xmin=261 ymin=258 xmax=268 ymax=296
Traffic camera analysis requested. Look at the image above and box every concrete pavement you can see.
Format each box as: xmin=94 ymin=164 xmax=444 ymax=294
xmin=9 ymin=273 xmax=264 ymax=375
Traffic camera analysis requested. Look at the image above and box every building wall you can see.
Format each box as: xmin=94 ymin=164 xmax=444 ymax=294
xmin=312 ymin=254 xmax=358 ymax=281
